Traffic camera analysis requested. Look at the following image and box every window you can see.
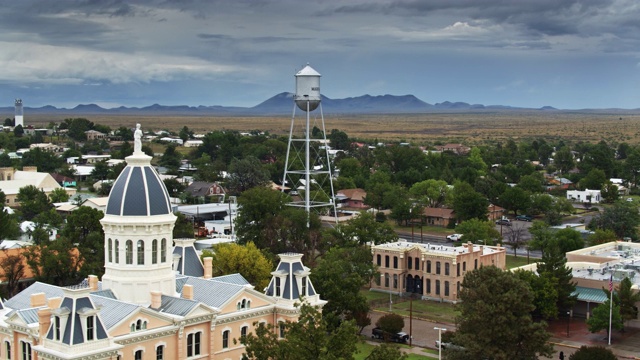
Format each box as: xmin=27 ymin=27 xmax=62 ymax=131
xmin=457 ymin=281 xmax=461 ymax=295
xmin=385 ymin=255 xmax=389 ymax=268
xmin=108 ymin=239 xmax=113 ymax=262
xmin=415 ymin=258 xmax=419 ymax=270
xmin=222 ymin=330 xmax=230 ymax=349
xmin=86 ymin=316 xmax=95 ymax=341
xmin=134 ymin=350 xmax=143 ymax=360
xmin=115 ymin=240 xmax=120 ymax=263
xmin=241 ymin=326 xmax=248 ymax=339
xmin=436 ymin=261 xmax=441 ymax=275
xmin=126 ymin=240 xmax=133 ymax=264
xmin=275 ymin=277 xmax=281 ymax=297
xmin=156 ymin=345 xmax=164 ymax=360
xmin=445 ymin=281 xmax=450 ymax=296
xmin=427 ymin=260 xmax=431 ymax=273
xmin=407 ymin=256 xmax=412 ymax=270
xmin=384 ymin=273 xmax=389 ymax=287
xmin=426 ymin=279 xmax=431 ymax=294
xmin=161 ymin=239 xmax=167 ymax=262
xmin=474 ymin=259 xmax=478 ymax=269
xmin=463 ymin=262 xmax=466 ymax=272
xmin=54 ymin=316 xmax=61 ymax=340
xmin=187 ymin=332 xmax=201 ymax=357
xmin=393 ymin=274 xmax=398 ymax=289
xmin=445 ymin=263 xmax=450 ymax=276
xmin=301 ymin=276 xmax=307 ymax=296
xmin=457 ymin=263 xmax=460 ymax=277
xmin=152 ymin=240 xmax=158 ymax=264
xmin=20 ymin=341 xmax=31 ymax=360
xmin=435 ymin=280 xmax=440 ymax=295
xmin=393 ymin=256 xmax=398 ymax=269
xmin=376 ymin=254 xmax=381 ymax=266
xmin=137 ymin=240 xmax=144 ymax=265
xmin=279 ymin=322 xmax=286 ymax=338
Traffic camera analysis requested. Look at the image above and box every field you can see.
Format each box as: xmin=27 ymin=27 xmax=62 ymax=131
xmin=23 ymin=109 xmax=640 ymax=145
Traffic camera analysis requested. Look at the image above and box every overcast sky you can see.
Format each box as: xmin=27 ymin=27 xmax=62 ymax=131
xmin=1 ymin=0 xmax=639 ymax=109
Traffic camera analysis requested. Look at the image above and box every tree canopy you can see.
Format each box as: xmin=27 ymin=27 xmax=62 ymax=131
xmin=203 ymin=242 xmax=273 ymax=291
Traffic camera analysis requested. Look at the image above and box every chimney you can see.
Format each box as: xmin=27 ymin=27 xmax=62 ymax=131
xmin=38 ymin=308 xmax=52 ymax=339
xmin=150 ymin=291 xmax=162 ymax=309
xmin=182 ymin=284 xmax=194 ymax=300
xmin=30 ymin=292 xmax=46 ymax=308
xmin=88 ymin=275 xmax=98 ymax=291
xmin=22 ymin=166 xmax=38 ymax=172
xmin=48 ymin=297 xmax=62 ymax=309
xmin=203 ymin=257 xmax=213 ymax=279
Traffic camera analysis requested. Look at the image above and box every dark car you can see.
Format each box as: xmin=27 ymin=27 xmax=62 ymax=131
xmin=515 ymin=214 xmax=533 ymax=221
xmin=372 ymin=327 xmax=410 ymax=343
xmin=495 ymin=219 xmax=511 ymax=226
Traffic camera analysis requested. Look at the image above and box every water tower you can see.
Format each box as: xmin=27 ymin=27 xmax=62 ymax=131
xmin=282 ymin=64 xmax=337 ymax=226
xmin=14 ymin=99 xmax=23 ymax=127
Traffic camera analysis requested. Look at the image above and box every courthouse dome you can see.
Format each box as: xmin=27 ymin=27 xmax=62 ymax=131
xmin=105 ymin=154 xmax=172 ymax=217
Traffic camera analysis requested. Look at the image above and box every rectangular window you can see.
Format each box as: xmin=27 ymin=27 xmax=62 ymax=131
xmin=407 ymin=256 xmax=412 ymax=270
xmin=275 ymin=277 xmax=281 ymax=297
xmin=427 ymin=261 xmax=431 ymax=273
xmin=445 ymin=281 xmax=450 ymax=296
xmin=54 ymin=316 xmax=61 ymax=340
xmin=457 ymin=263 xmax=460 ymax=277
xmin=108 ymin=239 xmax=112 ymax=263
xmin=426 ymin=279 xmax=431 ymax=294
xmin=436 ymin=280 xmax=440 ymax=295
xmin=384 ymin=274 xmax=389 ymax=287
xmin=463 ymin=262 xmax=466 ymax=272
xmin=301 ymin=277 xmax=307 ymax=296
xmin=436 ymin=261 xmax=441 ymax=275
xmin=475 ymin=259 xmax=478 ymax=270
xmin=87 ymin=316 xmax=94 ymax=341
xmin=187 ymin=332 xmax=201 ymax=357
xmin=385 ymin=256 xmax=389 ymax=268
xmin=241 ymin=326 xmax=248 ymax=338
xmin=393 ymin=274 xmax=398 ymax=289
xmin=445 ymin=263 xmax=450 ymax=276
xmin=376 ymin=255 xmax=381 ymax=266
xmin=222 ymin=330 xmax=229 ymax=349
xmin=279 ymin=322 xmax=286 ymax=338
xmin=152 ymin=240 xmax=158 ymax=264
xmin=20 ymin=341 xmax=31 ymax=360
xmin=393 ymin=257 xmax=398 ymax=269
xmin=415 ymin=258 xmax=419 ymax=271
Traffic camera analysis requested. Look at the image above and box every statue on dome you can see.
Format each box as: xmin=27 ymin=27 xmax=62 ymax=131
xmin=134 ymin=123 xmax=142 ymax=154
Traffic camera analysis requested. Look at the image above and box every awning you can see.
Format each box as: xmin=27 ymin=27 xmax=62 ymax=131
xmin=572 ymin=286 xmax=608 ymax=304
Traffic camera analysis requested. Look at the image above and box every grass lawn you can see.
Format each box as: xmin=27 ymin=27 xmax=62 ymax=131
xmin=505 ymin=254 xmax=533 ymax=269
xmin=354 ymin=342 xmax=434 ymax=360
xmin=365 ymin=289 xmax=459 ymax=323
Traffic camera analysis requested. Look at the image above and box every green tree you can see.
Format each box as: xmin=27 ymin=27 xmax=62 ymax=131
xmin=16 ymin=185 xmax=51 ymax=221
xmin=409 ymin=179 xmax=450 ymax=208
xmin=554 ymin=147 xmax=575 ymax=174
xmin=536 ymin=245 xmax=577 ymax=316
xmin=452 ymin=266 xmax=553 ymax=359
xmin=241 ymin=302 xmax=360 ymax=360
xmin=375 ymin=313 xmax=404 ymax=339
xmin=0 ymin=251 xmax=25 ymax=298
xmin=579 ymin=168 xmax=607 ymax=191
xmin=600 ymin=181 xmax=619 ymax=203
xmin=235 ymin=187 xmax=288 ymax=249
xmin=203 ymin=242 xmax=272 ymax=291
xmin=623 ymin=147 xmax=640 ymax=188
xmin=587 ymin=229 xmax=617 ymax=246
xmin=159 ymin=143 xmax=182 ymax=169
xmin=518 ymin=173 xmax=544 ymax=193
xmin=569 ymin=346 xmax=617 ymax=360
xmin=337 ymin=212 xmax=397 ymax=246
xmin=500 ymin=186 xmax=531 ymax=216
xmin=13 ymin=124 xmax=24 ymax=137
xmin=451 ymin=181 xmax=488 ymax=222
xmin=328 ymin=129 xmax=350 ymax=151
xmin=455 ymin=218 xmax=501 ymax=245
xmin=173 ymin=212 xmax=194 ymax=238
xmin=21 ymin=147 xmax=63 ymax=173
xmin=62 ymin=206 xmax=105 ymax=278
xmin=365 ymin=343 xmax=408 ymax=360
xmin=554 ymin=228 xmax=585 ymax=253
xmin=589 ymin=202 xmax=640 ymax=240
xmin=0 ymin=191 xmax=20 ymax=240
xmin=311 ymin=246 xmax=376 ymax=332
xmin=24 ymin=238 xmax=82 ymax=287
xmin=65 ymin=118 xmax=94 ymax=141
xmin=226 ymin=156 xmax=271 ymax=195
xmin=586 ymin=299 xmax=623 ymax=337
xmin=527 ymin=193 xmax=554 ymax=215
xmin=514 ymin=270 xmax=558 ymax=320
xmin=48 ymin=188 xmax=70 ymax=203
xmin=613 ymin=277 xmax=640 ymax=328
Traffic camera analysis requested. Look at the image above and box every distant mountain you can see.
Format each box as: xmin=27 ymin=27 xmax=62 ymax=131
xmin=0 ymin=93 xmax=629 ymax=117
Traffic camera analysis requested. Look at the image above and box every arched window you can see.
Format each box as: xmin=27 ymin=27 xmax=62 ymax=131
xmin=474 ymin=259 xmax=478 ymax=269
xmin=137 ymin=240 xmax=144 ymax=265
xmin=463 ymin=261 xmax=466 ymax=272
xmin=415 ymin=258 xmax=419 ymax=270
xmin=156 ymin=345 xmax=164 ymax=360
xmin=126 ymin=240 xmax=133 ymax=264
xmin=187 ymin=332 xmax=201 ymax=357
xmin=108 ymin=238 xmax=113 ymax=263
xmin=115 ymin=240 xmax=120 ymax=263
xmin=436 ymin=261 xmax=441 ymax=275
xmin=407 ymin=256 xmax=412 ymax=269
xmin=427 ymin=260 xmax=431 ymax=273
xmin=152 ymin=240 xmax=158 ymax=264
xmin=161 ymin=239 xmax=167 ymax=262
xmin=457 ymin=263 xmax=460 ymax=277
xmin=241 ymin=326 xmax=248 ymax=339
xmin=134 ymin=350 xmax=143 ymax=360
xmin=5 ymin=341 xmax=10 ymax=359
xmin=445 ymin=281 xmax=450 ymax=296
xmin=20 ymin=341 xmax=31 ymax=360
xmin=376 ymin=254 xmax=381 ymax=266
xmin=385 ymin=255 xmax=389 ymax=267
xmin=435 ymin=280 xmax=441 ymax=295
xmin=222 ymin=330 xmax=230 ymax=348
xmin=279 ymin=322 xmax=286 ymax=338
xmin=384 ymin=273 xmax=389 ymax=287
xmin=393 ymin=274 xmax=398 ymax=288
xmin=393 ymin=256 xmax=398 ymax=269
xmin=426 ymin=279 xmax=431 ymax=293
xmin=445 ymin=263 xmax=450 ymax=276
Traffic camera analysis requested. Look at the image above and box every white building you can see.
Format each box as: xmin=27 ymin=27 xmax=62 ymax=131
xmin=566 ymin=189 xmax=601 ymax=204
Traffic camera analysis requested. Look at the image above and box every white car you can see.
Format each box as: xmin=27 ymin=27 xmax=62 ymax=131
xmin=446 ymin=233 xmax=463 ymax=241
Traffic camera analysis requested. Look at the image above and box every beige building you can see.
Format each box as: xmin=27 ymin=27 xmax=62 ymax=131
xmin=370 ymin=240 xmax=507 ymax=303
xmin=0 ymin=146 xmax=323 ymax=360
xmin=0 ymin=167 xmax=76 ymax=207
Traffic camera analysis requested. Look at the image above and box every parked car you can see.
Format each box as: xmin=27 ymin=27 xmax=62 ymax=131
xmin=515 ymin=214 xmax=533 ymax=221
xmin=495 ymin=219 xmax=511 ymax=226
xmin=372 ymin=327 xmax=410 ymax=343
xmin=446 ymin=233 xmax=463 ymax=241
xmin=435 ymin=341 xmax=465 ymax=351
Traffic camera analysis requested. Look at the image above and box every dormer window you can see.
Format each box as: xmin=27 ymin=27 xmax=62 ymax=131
xmin=275 ymin=277 xmax=281 ymax=297
xmin=86 ymin=316 xmax=95 ymax=341
xmin=301 ymin=277 xmax=307 ymax=296
xmin=54 ymin=316 xmax=61 ymax=340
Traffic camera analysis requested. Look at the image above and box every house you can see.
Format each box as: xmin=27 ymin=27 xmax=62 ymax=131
xmin=85 ymin=129 xmax=107 ymax=141
xmin=433 ymin=143 xmax=471 ymax=155
xmin=566 ymin=189 xmax=601 ymax=204
xmin=422 ymin=207 xmax=455 ymax=228
xmin=335 ymin=188 xmax=368 ymax=209
xmin=184 ymin=139 xmax=204 ymax=147
xmin=0 ymin=141 xmax=324 ymax=360
xmin=371 ymin=240 xmax=506 ymax=303
xmin=185 ymin=181 xmax=226 ymax=203
xmin=487 ymin=204 xmax=506 ymax=221
xmin=0 ymin=167 xmax=76 ymax=207
xmin=50 ymin=173 xmax=77 ymax=188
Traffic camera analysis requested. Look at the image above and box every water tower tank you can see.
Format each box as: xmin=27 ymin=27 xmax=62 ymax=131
xmin=295 ymin=64 xmax=321 ymax=112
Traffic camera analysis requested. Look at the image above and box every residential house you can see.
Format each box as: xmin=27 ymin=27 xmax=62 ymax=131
xmin=422 ymin=207 xmax=455 ymax=228
xmin=566 ymin=189 xmax=601 ymax=204
xmin=335 ymin=188 xmax=368 ymax=209
xmin=85 ymin=129 xmax=107 ymax=141
xmin=185 ymin=181 xmax=227 ymax=203
xmin=0 ymin=167 xmax=76 ymax=207
xmin=433 ymin=143 xmax=471 ymax=155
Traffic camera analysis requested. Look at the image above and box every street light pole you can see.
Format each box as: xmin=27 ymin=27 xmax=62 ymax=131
xmin=566 ymin=311 xmax=570 ymax=337
xmin=434 ymin=327 xmax=446 ymax=360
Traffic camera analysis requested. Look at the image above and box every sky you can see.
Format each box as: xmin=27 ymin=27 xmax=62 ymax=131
xmin=0 ymin=0 xmax=639 ymax=110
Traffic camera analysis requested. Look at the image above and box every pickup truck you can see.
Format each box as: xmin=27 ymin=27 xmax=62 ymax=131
xmin=371 ymin=327 xmax=410 ymax=343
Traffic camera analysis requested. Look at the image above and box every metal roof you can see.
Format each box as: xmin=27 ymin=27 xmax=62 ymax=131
xmin=213 ymin=274 xmax=250 ymax=286
xmin=572 ymin=286 xmax=608 ymax=304
xmin=16 ymin=308 xmax=40 ymax=324
xmin=3 ymin=282 xmax=65 ymax=310
xmin=156 ymin=295 xmax=199 ymax=316
xmin=90 ymin=294 xmax=141 ymax=330
xmin=179 ymin=277 xmax=243 ymax=309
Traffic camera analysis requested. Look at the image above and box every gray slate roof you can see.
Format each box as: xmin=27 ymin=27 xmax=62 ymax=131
xmin=3 ymin=282 xmax=65 ymax=310
xmin=90 ymin=294 xmax=141 ymax=330
xmin=106 ymin=164 xmax=172 ymax=216
xmin=213 ymin=274 xmax=250 ymax=286
xmin=154 ymin=295 xmax=199 ymax=317
xmin=173 ymin=244 xmax=204 ymax=277
xmin=177 ymin=277 xmax=244 ymax=309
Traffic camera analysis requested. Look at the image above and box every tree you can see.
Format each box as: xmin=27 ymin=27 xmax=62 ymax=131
xmin=586 ymin=299 xmax=623 ymax=337
xmin=518 ymin=173 xmax=544 ymax=193
xmin=159 ymin=143 xmax=182 ymax=169
xmin=24 ymin=238 xmax=82 ymax=286
xmin=579 ymin=168 xmax=607 ymax=191
xmin=365 ymin=343 xmax=408 ymax=360
xmin=173 ymin=212 xmax=194 ymax=238
xmin=569 ymin=346 xmax=617 ymax=360
xmin=589 ymin=202 xmax=640 ymax=240
xmin=451 ymin=266 xmax=553 ymax=359
xmin=613 ymin=277 xmax=640 ymax=328
xmin=336 ymin=212 xmax=397 ymax=246
xmin=21 ymin=147 xmax=63 ymax=173
xmin=204 ymin=242 xmax=272 ymax=291
xmin=13 ymin=124 xmax=24 ymax=137
xmin=536 ymin=245 xmax=577 ymax=316
xmin=226 ymin=156 xmax=271 ymax=195
xmin=48 ymin=188 xmax=70 ymax=203
xmin=235 ymin=187 xmax=288 ymax=249
xmin=0 ymin=191 xmax=20 ymax=240
xmin=16 ymin=185 xmax=51 ymax=220
xmin=455 ymin=218 xmax=501 ymax=245
xmin=241 ymin=302 xmax=360 ymax=360
xmin=328 ymin=129 xmax=350 ymax=151
xmin=554 ymin=147 xmax=575 ymax=174
xmin=500 ymin=186 xmax=531 ymax=216
xmin=62 ymin=206 xmax=105 ymax=278
xmin=0 ymin=251 xmax=25 ymax=298
xmin=504 ymin=223 xmax=528 ymax=257
xmin=514 ymin=269 xmax=558 ymax=320
xmin=409 ymin=179 xmax=450 ymax=208
xmin=600 ymin=181 xmax=619 ymax=203
xmin=311 ymin=246 xmax=376 ymax=332
xmin=554 ymin=228 xmax=585 ymax=253
xmin=375 ymin=313 xmax=404 ymax=339
xmin=451 ymin=181 xmax=488 ymax=222
xmin=587 ymin=229 xmax=617 ymax=246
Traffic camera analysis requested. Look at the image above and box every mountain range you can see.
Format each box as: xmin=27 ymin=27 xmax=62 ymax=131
xmin=3 ymin=92 xmax=635 ymax=116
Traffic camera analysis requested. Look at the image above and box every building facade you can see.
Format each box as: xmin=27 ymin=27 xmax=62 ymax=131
xmin=370 ymin=240 xmax=507 ymax=303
